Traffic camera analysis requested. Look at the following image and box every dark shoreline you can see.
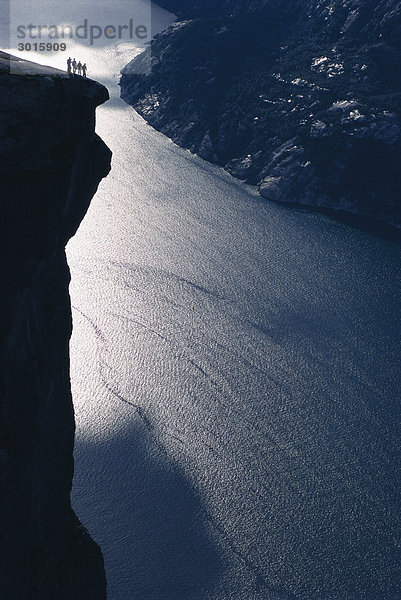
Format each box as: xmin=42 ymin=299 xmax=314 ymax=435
xmin=272 ymin=202 xmax=401 ymax=245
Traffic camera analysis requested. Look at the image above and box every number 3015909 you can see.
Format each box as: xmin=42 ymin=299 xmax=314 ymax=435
xmin=18 ymin=42 xmax=67 ymax=51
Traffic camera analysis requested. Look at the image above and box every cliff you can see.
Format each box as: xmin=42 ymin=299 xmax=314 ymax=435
xmin=0 ymin=52 xmax=111 ymax=599
xmin=121 ymin=0 xmax=401 ymax=230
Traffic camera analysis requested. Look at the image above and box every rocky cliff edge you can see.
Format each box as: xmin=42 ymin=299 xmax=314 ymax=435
xmin=0 ymin=52 xmax=111 ymax=599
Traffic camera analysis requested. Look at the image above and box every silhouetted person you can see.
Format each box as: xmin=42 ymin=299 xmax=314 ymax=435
xmin=77 ymin=61 xmax=82 ymax=76
xmin=82 ymin=63 xmax=87 ymax=78
xmin=72 ymin=58 xmax=77 ymax=74
xmin=67 ymin=56 xmax=72 ymax=76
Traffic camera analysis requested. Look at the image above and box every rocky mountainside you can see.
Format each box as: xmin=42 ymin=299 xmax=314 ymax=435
xmin=0 ymin=52 xmax=111 ymax=599
xmin=153 ymin=0 xmax=302 ymax=17
xmin=121 ymin=0 xmax=401 ymax=229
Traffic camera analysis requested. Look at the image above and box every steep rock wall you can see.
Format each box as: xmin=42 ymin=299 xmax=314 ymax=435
xmin=0 ymin=52 xmax=111 ymax=599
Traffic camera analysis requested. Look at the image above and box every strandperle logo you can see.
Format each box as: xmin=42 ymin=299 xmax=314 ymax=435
xmin=16 ymin=19 xmax=148 ymax=45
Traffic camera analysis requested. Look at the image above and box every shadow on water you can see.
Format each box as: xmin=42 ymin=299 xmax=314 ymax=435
xmin=72 ymin=420 xmax=222 ymax=600
xmin=264 ymin=200 xmax=401 ymax=245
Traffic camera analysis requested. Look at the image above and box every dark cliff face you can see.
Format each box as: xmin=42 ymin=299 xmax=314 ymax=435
xmin=0 ymin=52 xmax=111 ymax=599
xmin=122 ymin=0 xmax=401 ymax=229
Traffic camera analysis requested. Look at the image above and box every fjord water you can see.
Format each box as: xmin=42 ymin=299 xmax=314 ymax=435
xmin=12 ymin=3 xmax=400 ymax=598
xmin=69 ymin=72 xmax=400 ymax=600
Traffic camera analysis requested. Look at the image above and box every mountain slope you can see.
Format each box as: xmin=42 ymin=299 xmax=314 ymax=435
xmin=121 ymin=0 xmax=401 ymax=228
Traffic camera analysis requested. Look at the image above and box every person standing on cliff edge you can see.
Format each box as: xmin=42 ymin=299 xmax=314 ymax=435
xmin=77 ymin=61 xmax=82 ymax=76
xmin=82 ymin=63 xmax=87 ymax=78
xmin=72 ymin=58 xmax=77 ymax=74
xmin=67 ymin=56 xmax=72 ymax=76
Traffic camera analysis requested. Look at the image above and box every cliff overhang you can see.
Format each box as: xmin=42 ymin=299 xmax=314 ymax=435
xmin=0 ymin=52 xmax=111 ymax=599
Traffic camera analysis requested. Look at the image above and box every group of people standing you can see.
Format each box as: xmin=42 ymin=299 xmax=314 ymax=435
xmin=67 ymin=57 xmax=87 ymax=78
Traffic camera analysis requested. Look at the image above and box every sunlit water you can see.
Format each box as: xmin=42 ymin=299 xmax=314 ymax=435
xmin=6 ymin=2 xmax=401 ymax=598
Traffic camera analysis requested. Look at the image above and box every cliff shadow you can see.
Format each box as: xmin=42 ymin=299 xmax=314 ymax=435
xmin=72 ymin=418 xmax=221 ymax=600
